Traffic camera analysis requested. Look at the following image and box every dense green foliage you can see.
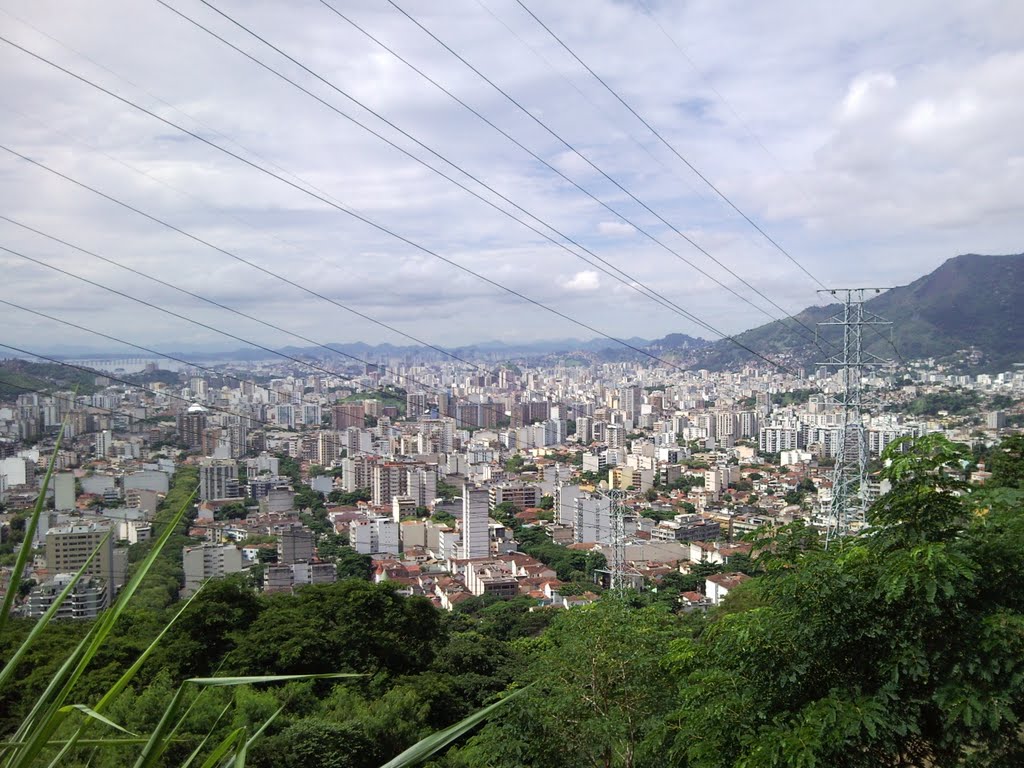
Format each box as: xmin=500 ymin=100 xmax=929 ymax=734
xmin=770 ymin=388 xmax=817 ymax=407
xmin=6 ymin=434 xmax=1024 ymax=767
xmin=906 ymin=388 xmax=982 ymax=416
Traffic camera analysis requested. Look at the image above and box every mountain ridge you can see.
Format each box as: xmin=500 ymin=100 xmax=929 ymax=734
xmin=654 ymin=252 xmax=1024 ymax=372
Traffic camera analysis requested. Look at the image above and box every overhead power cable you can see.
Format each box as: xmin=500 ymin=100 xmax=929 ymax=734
xmin=175 ymin=0 xmax=816 ymax=353
xmin=378 ymin=0 xmax=829 ymax=349
xmin=0 ymin=38 xmax=693 ymax=376
xmin=514 ymin=0 xmax=828 ymax=292
xmin=0 ymin=236 xmax=514 ymax=435
xmin=0 ymin=225 xmax=577 ymax=445
xmin=0 ymin=296 xmax=346 ymax=421
xmin=317 ymin=0 xmax=827 ymax=351
xmin=151 ymin=0 xmax=730 ymax=340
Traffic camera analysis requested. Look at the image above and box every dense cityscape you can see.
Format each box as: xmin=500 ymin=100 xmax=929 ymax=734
xmin=2 ymin=350 xmax=1021 ymax=615
xmin=3 ymin=0 xmax=1023 ymax=765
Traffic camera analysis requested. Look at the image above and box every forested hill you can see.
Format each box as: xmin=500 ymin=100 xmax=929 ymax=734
xmin=654 ymin=252 xmax=1024 ymax=372
xmin=0 ymin=359 xmax=103 ymax=400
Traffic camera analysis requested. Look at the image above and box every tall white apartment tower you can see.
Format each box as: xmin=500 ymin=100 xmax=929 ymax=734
xmin=460 ymin=484 xmax=490 ymax=559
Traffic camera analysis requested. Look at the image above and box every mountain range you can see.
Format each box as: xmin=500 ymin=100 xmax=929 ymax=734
xmin=669 ymin=252 xmax=1024 ymax=373
xmin=24 ymin=251 xmax=1024 ymax=375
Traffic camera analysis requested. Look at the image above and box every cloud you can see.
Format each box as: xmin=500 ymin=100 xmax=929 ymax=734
xmin=597 ymin=221 xmax=636 ymax=236
xmin=838 ymin=71 xmax=897 ymax=122
xmin=561 ymin=270 xmax=601 ymax=292
xmin=1 ymin=0 xmax=1022 ymax=353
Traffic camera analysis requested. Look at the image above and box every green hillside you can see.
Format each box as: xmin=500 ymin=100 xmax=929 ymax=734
xmin=666 ymin=252 xmax=1024 ymax=372
xmin=0 ymin=359 xmax=103 ymax=400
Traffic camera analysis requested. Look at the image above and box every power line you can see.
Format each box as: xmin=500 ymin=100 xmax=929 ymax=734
xmin=0 ymin=223 xmax=574 ymax=446
xmin=0 ymin=296 xmax=343 ymax=422
xmin=0 ymin=236 xmax=514 ymax=436
xmin=0 ymin=342 xmax=283 ymax=434
xmin=635 ymin=0 xmax=798 ymax=196
xmin=514 ymin=0 xmax=829 ymax=292
xmin=379 ymin=0 xmax=829 ymax=349
xmin=0 ymin=38 xmax=690 ymax=376
xmin=159 ymin=0 xmax=805 ymax=361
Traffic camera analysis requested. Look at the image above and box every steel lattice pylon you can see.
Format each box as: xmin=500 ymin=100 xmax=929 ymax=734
xmin=817 ymin=289 xmax=892 ymax=544
xmin=606 ymin=489 xmax=628 ymax=593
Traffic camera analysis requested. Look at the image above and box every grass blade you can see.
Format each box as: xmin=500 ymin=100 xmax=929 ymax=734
xmin=184 ymin=673 xmax=363 ymax=687
xmin=0 ymin=531 xmax=109 ymax=690
xmin=180 ymin=703 xmax=231 ymax=768
xmin=59 ymin=705 xmax=136 ymax=736
xmin=0 ymin=417 xmax=67 ymax=631
xmin=197 ymin=728 xmax=245 ymax=768
xmin=378 ymin=685 xmax=531 ymax=768
xmin=8 ymin=486 xmax=197 ymax=767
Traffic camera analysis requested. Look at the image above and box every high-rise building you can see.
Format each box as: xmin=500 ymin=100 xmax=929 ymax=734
xmin=350 ymin=516 xmax=399 ymax=555
xmin=93 ymin=429 xmax=113 ymax=458
xmin=573 ymin=495 xmax=612 ymax=543
xmin=46 ymin=522 xmax=123 ymax=600
xmin=177 ymin=404 xmax=208 ymax=450
xmin=488 ymin=481 xmax=541 ymax=511
xmin=182 ymin=543 xmax=243 ymax=596
xmin=27 ymin=575 xmax=107 ymax=620
xmin=987 ymin=411 xmax=1007 ymax=430
xmin=406 ymin=392 xmax=428 ymax=420
xmin=372 ymin=462 xmax=408 ymax=506
xmin=620 ymin=385 xmax=643 ymax=422
xmin=460 ymin=484 xmax=490 ymax=559
xmin=199 ymin=458 xmax=242 ymax=501
xmin=575 ymin=416 xmax=593 ymax=444
xmin=278 ymin=528 xmax=314 ymax=564
xmin=331 ymin=403 xmax=365 ymax=430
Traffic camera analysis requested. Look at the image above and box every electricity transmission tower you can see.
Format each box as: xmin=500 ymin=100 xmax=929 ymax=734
xmin=816 ymin=288 xmax=893 ymax=543
xmin=606 ymin=489 xmax=628 ymax=592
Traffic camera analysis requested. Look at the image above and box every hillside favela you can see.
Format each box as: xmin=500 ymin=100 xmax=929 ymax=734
xmin=1 ymin=2 xmax=1023 ymax=767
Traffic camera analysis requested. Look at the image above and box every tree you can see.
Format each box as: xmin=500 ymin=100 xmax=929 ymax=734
xmin=436 ymin=479 xmax=459 ymax=501
xmin=663 ymin=435 xmax=1024 ymax=767
xmin=336 ymin=548 xmax=373 ymax=580
xmin=464 ymin=599 xmax=681 ymax=768
xmin=538 ymin=495 xmax=554 ymax=510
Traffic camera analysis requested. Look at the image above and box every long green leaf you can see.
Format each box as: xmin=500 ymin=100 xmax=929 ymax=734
xmin=378 ymin=685 xmax=532 ymax=768
xmin=185 ymin=673 xmax=362 ymax=687
xmin=197 ymin=728 xmax=245 ymax=768
xmin=0 ymin=416 xmax=67 ymax=630
xmin=232 ymin=729 xmax=247 ymax=768
xmin=133 ymin=672 xmax=360 ymax=768
xmin=180 ymin=703 xmax=232 ymax=768
xmin=0 ymin=739 xmax=167 ymax=748
xmin=130 ymin=682 xmax=186 ymax=768
xmin=0 ymin=531 xmax=109 ymax=690
xmin=7 ymin=485 xmax=198 ymax=768
xmin=59 ymin=705 xmax=136 ymax=736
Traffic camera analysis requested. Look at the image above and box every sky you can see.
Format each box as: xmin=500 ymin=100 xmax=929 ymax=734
xmin=1 ymin=0 xmax=1022 ymax=356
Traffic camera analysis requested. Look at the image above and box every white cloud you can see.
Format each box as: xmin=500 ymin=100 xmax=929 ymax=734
xmin=1 ymin=0 xmax=1022 ymax=351
xmin=561 ymin=270 xmax=601 ymax=292
xmin=597 ymin=221 xmax=636 ymax=236
xmin=839 ymin=72 xmax=896 ymax=120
